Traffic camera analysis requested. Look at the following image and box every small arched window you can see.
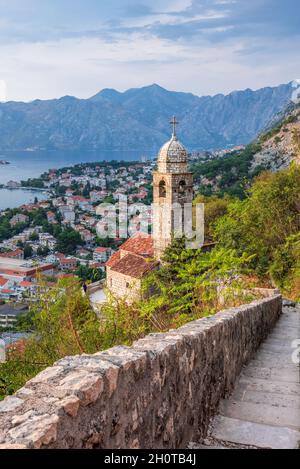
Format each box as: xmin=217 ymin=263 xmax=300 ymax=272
xmin=179 ymin=180 xmax=186 ymax=194
xmin=159 ymin=180 xmax=166 ymax=198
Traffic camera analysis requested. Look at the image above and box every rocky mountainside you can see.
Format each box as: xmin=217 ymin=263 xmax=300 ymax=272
xmin=0 ymin=83 xmax=294 ymax=152
xmin=190 ymin=103 xmax=300 ymax=198
xmin=252 ymin=103 xmax=300 ymax=171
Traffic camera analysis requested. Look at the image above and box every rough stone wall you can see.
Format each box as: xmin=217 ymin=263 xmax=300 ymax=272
xmin=0 ymin=295 xmax=282 ymax=450
xmin=106 ymin=268 xmax=141 ymax=302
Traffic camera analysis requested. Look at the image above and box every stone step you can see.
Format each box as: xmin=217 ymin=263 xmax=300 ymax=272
xmin=267 ymin=335 xmax=299 ymax=342
xmin=258 ymin=344 xmax=295 ymax=354
xmin=277 ymin=317 xmax=300 ymax=324
xmin=271 ymin=318 xmax=299 ymax=324
xmin=229 ymin=387 xmax=300 ymax=410
xmin=269 ymin=327 xmax=300 ymax=334
xmin=238 ymin=376 xmax=300 ymax=396
xmin=271 ymin=323 xmax=300 ymax=331
xmin=260 ymin=339 xmax=296 ymax=348
xmin=277 ymin=313 xmax=300 ymax=319
xmin=219 ymin=399 xmax=300 ymax=430
xmin=255 ymin=348 xmax=295 ymax=362
xmin=211 ymin=415 xmax=300 ymax=449
xmin=269 ymin=328 xmax=300 ymax=336
xmin=245 ymin=359 xmax=299 ymax=371
xmin=242 ymin=365 xmax=299 ymax=383
xmin=247 ymin=360 xmax=298 ymax=374
xmin=189 ymin=443 xmax=229 ymax=450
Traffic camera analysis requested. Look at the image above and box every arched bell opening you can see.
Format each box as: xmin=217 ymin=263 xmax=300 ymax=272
xmin=178 ymin=180 xmax=186 ymax=195
xmin=159 ymin=180 xmax=167 ymax=198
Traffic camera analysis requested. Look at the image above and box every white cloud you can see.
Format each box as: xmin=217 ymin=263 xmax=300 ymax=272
xmin=123 ymin=10 xmax=227 ymax=28
xmin=162 ymin=0 xmax=193 ymax=13
xmin=0 ymin=0 xmax=298 ymax=103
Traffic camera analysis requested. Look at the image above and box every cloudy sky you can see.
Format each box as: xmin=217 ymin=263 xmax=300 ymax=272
xmin=0 ymin=0 xmax=299 ymax=101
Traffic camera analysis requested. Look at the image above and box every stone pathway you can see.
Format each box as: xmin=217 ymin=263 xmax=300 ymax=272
xmin=192 ymin=304 xmax=300 ymax=449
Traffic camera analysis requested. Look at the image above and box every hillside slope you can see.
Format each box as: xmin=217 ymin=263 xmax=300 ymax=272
xmin=252 ymin=104 xmax=300 ymax=171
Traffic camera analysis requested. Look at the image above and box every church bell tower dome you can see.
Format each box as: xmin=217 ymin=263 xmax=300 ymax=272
xmin=153 ymin=116 xmax=193 ymax=259
xmin=157 ymin=116 xmax=188 ymax=173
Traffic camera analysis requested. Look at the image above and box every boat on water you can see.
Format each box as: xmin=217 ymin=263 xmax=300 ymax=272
xmin=0 ymin=159 xmax=10 ymax=165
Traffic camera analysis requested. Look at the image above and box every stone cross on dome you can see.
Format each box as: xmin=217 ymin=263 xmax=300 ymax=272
xmin=170 ymin=115 xmax=179 ymax=138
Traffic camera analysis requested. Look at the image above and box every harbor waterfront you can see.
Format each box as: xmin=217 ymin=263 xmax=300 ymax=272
xmin=0 ymin=149 xmax=154 ymax=185
xmin=0 ymin=149 xmax=156 ymax=210
xmin=0 ymin=188 xmax=49 ymax=211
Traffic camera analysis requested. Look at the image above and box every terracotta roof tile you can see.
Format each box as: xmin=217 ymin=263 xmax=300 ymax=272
xmin=95 ymin=247 xmax=110 ymax=253
xmin=0 ymin=277 xmax=9 ymax=286
xmin=109 ymin=253 xmax=158 ymax=279
xmin=106 ymin=250 xmax=121 ymax=268
xmin=119 ymin=233 xmax=154 ymax=257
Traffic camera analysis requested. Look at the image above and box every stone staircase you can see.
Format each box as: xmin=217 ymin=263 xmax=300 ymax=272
xmin=190 ymin=304 xmax=300 ymax=449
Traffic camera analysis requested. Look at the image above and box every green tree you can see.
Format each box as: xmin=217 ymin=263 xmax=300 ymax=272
xmin=140 ymin=238 xmax=252 ymax=326
xmin=75 ymin=265 xmax=104 ymax=283
xmin=57 ymin=228 xmax=83 ymax=255
xmin=193 ymin=194 xmax=232 ymax=242
xmin=214 ymin=164 xmax=300 ymax=279
xmin=23 ymin=243 xmax=33 ymax=259
xmin=37 ymin=246 xmax=50 ymax=256
xmin=29 ymin=232 xmax=39 ymax=241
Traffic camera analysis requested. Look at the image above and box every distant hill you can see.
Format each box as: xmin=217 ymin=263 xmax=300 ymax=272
xmin=0 ymin=83 xmax=295 ymax=152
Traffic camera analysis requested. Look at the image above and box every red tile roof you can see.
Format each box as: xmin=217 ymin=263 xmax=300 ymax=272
xmin=119 ymin=233 xmax=154 ymax=258
xmin=95 ymin=247 xmax=110 ymax=253
xmin=109 ymin=253 xmax=158 ymax=279
xmin=19 ymin=281 xmax=34 ymax=288
xmin=106 ymin=251 xmax=121 ymax=268
xmin=0 ymin=277 xmax=9 ymax=286
xmin=0 ymin=249 xmax=23 ymax=258
xmin=60 ymin=258 xmax=77 ymax=264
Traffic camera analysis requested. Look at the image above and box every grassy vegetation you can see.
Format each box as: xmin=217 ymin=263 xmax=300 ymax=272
xmin=292 ymin=129 xmax=300 ymax=153
xmin=214 ymin=164 xmax=300 ymax=298
xmin=191 ymin=144 xmax=264 ymax=198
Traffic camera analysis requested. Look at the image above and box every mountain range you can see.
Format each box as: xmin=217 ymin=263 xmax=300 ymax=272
xmin=0 ymin=83 xmax=295 ymax=152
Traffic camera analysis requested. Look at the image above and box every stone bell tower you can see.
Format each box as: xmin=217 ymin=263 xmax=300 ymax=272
xmin=153 ymin=116 xmax=193 ymax=259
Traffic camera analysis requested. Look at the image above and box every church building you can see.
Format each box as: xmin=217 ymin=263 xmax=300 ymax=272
xmin=106 ymin=117 xmax=193 ymax=301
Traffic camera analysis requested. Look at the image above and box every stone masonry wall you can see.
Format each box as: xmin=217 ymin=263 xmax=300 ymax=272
xmin=0 ymin=295 xmax=282 ymax=449
xmin=106 ymin=268 xmax=141 ymax=301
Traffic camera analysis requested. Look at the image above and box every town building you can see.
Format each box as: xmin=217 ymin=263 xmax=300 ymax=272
xmin=0 ymin=249 xmax=24 ymax=260
xmin=0 ymin=257 xmax=54 ymax=282
xmin=10 ymin=214 xmax=29 ymax=227
xmin=106 ymin=233 xmax=159 ymax=301
xmin=93 ymin=247 xmax=112 ymax=263
xmin=59 ymin=257 xmax=78 ymax=272
xmin=0 ymin=304 xmax=29 ymax=328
